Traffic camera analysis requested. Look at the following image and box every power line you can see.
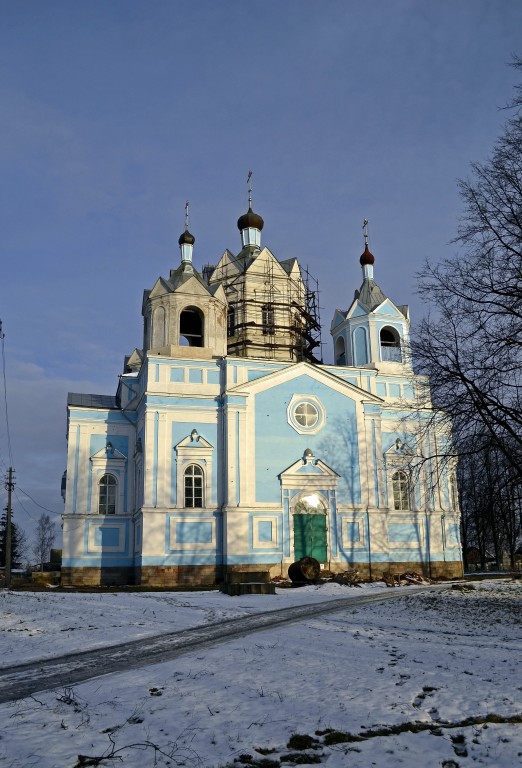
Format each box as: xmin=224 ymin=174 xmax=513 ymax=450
xmin=16 ymin=487 xmax=61 ymax=517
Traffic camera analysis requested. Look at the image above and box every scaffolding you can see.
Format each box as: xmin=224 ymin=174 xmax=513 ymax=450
xmin=205 ymin=251 xmax=322 ymax=364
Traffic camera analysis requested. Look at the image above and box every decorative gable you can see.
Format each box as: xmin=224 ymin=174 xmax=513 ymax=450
xmin=383 ymin=438 xmax=416 ymax=470
xmin=330 ymin=309 xmax=347 ymax=330
xmin=148 ymin=276 xmax=172 ymax=299
xmin=279 ymin=449 xmax=340 ymax=491
xmin=373 ymin=298 xmax=406 ymax=318
xmin=91 ymin=445 xmax=127 ymax=463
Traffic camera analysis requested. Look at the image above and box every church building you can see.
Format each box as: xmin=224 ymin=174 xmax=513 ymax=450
xmin=61 ymin=193 xmax=463 ymax=586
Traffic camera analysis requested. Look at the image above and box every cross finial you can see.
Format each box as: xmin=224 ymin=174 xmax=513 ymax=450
xmin=362 ymin=218 xmax=369 ymax=247
xmin=184 ymin=200 xmax=190 ymax=231
xmin=247 ymin=170 xmax=253 ymax=209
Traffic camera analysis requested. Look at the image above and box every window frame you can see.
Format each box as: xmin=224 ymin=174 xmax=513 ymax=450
xmin=184 ymin=463 xmax=204 ymax=508
xmin=392 ymin=469 xmax=411 ymax=511
xmin=98 ymin=473 xmax=117 ymax=515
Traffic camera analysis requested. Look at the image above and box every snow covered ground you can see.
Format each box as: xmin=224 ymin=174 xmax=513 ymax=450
xmin=0 ymin=578 xmax=521 ymax=767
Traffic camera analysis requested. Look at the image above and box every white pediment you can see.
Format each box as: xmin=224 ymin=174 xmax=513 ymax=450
xmin=347 ymin=300 xmax=370 ymax=319
xmin=90 ymin=446 xmax=127 ymax=461
xmin=280 ymin=454 xmax=340 ymax=480
xmin=373 ymin=299 xmax=405 ymax=318
xmin=175 ymin=432 xmax=213 ymax=450
xmin=384 ymin=439 xmax=415 ymax=459
xmin=227 ymin=361 xmax=382 ymax=403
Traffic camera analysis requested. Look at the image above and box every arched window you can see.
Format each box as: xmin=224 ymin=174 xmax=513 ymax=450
xmin=184 ymin=464 xmax=203 ymax=508
xmin=99 ymin=474 xmax=117 ymax=515
xmin=335 ymin=336 xmax=346 ymax=366
xmin=392 ymin=470 xmax=410 ymax=510
xmin=380 ymin=326 xmax=402 ymax=362
xmin=179 ymin=306 xmax=204 ymax=347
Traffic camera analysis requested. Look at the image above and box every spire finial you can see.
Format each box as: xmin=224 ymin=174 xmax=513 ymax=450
xmin=247 ymin=170 xmax=253 ymax=209
xmin=360 ymin=219 xmax=375 ymax=270
xmin=185 ymin=200 xmax=190 ymax=231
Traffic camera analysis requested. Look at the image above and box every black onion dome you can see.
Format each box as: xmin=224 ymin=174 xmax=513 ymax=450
xmin=178 ymin=229 xmax=195 ymax=246
xmin=237 ymin=206 xmax=264 ymax=232
xmin=359 ymin=243 xmax=375 ymax=266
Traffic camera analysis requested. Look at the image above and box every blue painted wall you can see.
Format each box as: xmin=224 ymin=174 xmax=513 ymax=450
xmin=254 ymin=374 xmax=360 ymax=504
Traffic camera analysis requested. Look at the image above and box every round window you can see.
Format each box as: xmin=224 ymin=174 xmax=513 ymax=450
xmin=294 ymin=402 xmax=319 ymax=428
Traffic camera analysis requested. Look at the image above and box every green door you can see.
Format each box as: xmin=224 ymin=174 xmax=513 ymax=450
xmin=293 ymin=514 xmax=327 ymax=562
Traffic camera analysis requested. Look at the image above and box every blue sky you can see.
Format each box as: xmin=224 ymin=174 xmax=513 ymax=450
xmin=1 ymin=0 xmax=521 ymax=546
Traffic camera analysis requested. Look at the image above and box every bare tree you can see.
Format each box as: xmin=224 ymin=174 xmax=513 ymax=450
xmin=412 ymin=60 xmax=522 ymax=486
xmin=32 ymin=513 xmax=56 ymax=571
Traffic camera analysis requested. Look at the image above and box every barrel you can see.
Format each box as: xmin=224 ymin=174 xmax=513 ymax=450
xmin=288 ymin=557 xmax=321 ymax=584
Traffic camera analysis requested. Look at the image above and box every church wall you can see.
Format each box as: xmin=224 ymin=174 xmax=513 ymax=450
xmin=252 ymin=375 xmax=360 ymax=505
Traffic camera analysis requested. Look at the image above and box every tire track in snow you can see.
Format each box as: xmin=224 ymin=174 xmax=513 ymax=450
xmin=0 ymin=586 xmax=448 ymax=703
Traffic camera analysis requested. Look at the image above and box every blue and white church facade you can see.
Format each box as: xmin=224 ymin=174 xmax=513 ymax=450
xmin=62 ymin=203 xmax=463 ymax=586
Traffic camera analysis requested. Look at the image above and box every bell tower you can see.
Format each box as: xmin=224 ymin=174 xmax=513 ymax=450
xmin=331 ymin=222 xmax=411 ymax=371
xmin=142 ymin=204 xmax=228 ymax=359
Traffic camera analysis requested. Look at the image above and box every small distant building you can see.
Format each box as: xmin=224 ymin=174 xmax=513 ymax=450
xmin=61 ymin=194 xmax=463 ymax=586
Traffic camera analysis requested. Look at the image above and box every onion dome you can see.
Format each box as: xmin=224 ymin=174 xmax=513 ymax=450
xmin=237 ymin=206 xmax=264 ymax=232
xmin=178 ymin=229 xmax=195 ymax=246
xmin=360 ymin=243 xmax=375 ymax=266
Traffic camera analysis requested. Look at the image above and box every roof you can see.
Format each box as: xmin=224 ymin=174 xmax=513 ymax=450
xmin=67 ymin=393 xmax=119 ymax=409
xmin=355 ymin=278 xmax=388 ymax=310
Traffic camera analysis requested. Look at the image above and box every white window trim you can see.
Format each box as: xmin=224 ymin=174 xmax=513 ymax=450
xmin=175 ymin=434 xmax=213 ymax=509
xmin=90 ymin=450 xmax=127 ymax=516
xmin=287 ymin=394 xmax=325 ymax=435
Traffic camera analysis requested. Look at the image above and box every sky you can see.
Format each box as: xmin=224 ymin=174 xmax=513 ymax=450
xmin=1 ymin=0 xmax=522 ymax=545
xmin=0 ymin=580 xmax=521 ymax=767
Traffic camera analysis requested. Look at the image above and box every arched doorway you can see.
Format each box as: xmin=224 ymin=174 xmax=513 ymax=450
xmin=293 ymin=494 xmax=327 ymax=562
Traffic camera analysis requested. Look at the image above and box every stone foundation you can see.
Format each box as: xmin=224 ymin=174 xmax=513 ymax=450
xmin=61 ymin=566 xmax=134 ymax=587
xmin=61 ymin=558 xmax=463 ymax=588
xmin=137 ymin=565 xmax=223 ymax=587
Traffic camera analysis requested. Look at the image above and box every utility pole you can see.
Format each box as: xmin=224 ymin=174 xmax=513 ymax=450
xmin=4 ymin=467 xmax=14 ymax=587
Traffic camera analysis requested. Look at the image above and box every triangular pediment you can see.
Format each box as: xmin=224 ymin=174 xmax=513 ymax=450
xmin=347 ymin=301 xmax=370 ymax=319
xmin=210 ymin=250 xmax=239 ymax=281
xmin=149 ymin=276 xmax=172 ymax=299
xmin=175 ymin=432 xmax=213 ymax=450
xmin=244 ymin=248 xmax=290 ymax=280
xmin=383 ymin=440 xmax=415 ymax=458
xmin=227 ymin=361 xmax=383 ymax=402
xmin=330 ymin=309 xmax=347 ymax=330
xmin=209 ymin=281 xmax=227 ymax=302
xmin=373 ymin=298 xmax=405 ymax=318
xmin=90 ymin=446 xmax=127 ymax=461
xmin=171 ymin=273 xmax=215 ymax=298
xmin=280 ymin=455 xmax=340 ymax=479
xmin=125 ymin=348 xmax=144 ymax=372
